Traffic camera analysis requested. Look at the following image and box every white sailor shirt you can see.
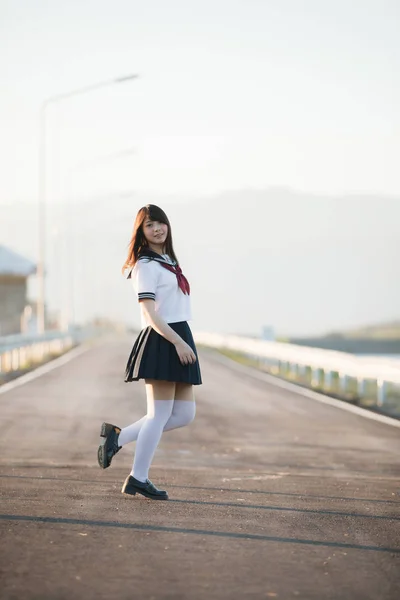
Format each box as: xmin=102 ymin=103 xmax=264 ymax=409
xmin=131 ymin=255 xmax=192 ymax=328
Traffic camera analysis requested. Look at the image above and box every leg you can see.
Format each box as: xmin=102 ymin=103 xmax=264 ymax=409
xmin=163 ymin=383 xmax=196 ymax=432
xmin=174 ymin=383 xmax=195 ymax=402
xmin=119 ymin=383 xmax=195 ymax=445
xmin=118 ymin=416 xmax=146 ymax=447
xmin=131 ymin=380 xmax=175 ymax=482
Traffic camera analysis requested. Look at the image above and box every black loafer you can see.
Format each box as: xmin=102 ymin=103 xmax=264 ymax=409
xmin=121 ymin=475 xmax=169 ymax=500
xmin=97 ymin=422 xmax=122 ymax=469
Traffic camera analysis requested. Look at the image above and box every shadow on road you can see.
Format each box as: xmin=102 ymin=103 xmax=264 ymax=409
xmin=1 ymin=513 xmax=399 ymax=554
xmin=168 ymin=498 xmax=400 ymax=520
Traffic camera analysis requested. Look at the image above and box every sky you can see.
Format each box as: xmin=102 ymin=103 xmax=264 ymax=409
xmin=1 ymin=0 xmax=400 ymax=203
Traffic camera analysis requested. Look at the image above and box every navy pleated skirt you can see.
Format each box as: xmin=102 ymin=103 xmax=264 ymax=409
xmin=124 ymin=321 xmax=202 ymax=385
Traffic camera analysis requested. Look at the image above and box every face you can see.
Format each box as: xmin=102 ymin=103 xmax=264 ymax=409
xmin=142 ymin=219 xmax=169 ymax=248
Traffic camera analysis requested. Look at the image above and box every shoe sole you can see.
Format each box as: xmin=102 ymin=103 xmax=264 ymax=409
xmin=97 ymin=438 xmax=109 ymax=469
xmin=121 ymin=484 xmax=168 ymax=501
xmin=100 ymin=422 xmax=114 ymax=438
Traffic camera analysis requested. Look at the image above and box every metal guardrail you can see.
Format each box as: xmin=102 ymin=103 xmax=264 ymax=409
xmin=0 ymin=331 xmax=75 ymax=374
xmin=3 ymin=328 xmax=400 ymax=413
xmin=194 ymin=332 xmax=400 ymax=409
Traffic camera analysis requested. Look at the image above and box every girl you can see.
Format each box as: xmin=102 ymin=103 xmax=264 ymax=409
xmin=97 ymin=204 xmax=202 ymax=500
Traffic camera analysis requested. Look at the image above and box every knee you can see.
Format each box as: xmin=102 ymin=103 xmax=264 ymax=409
xmin=172 ymin=401 xmax=196 ymax=428
xmin=184 ymin=401 xmax=196 ymax=425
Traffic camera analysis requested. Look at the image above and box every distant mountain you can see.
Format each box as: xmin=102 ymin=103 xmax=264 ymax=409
xmin=326 ymin=320 xmax=400 ymax=339
xmin=2 ymin=189 xmax=400 ymax=337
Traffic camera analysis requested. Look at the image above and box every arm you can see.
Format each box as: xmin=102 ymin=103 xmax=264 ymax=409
xmin=140 ymin=300 xmax=196 ymax=365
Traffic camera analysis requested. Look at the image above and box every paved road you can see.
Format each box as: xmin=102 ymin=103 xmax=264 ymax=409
xmin=0 ymin=337 xmax=399 ymax=600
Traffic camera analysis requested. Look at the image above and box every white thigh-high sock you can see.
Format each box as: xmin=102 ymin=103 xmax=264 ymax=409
xmin=164 ymin=400 xmax=196 ymax=432
xmin=132 ymin=400 xmax=174 ymax=482
xmin=118 ymin=400 xmax=196 ymax=446
xmin=118 ymin=417 xmax=146 ymax=446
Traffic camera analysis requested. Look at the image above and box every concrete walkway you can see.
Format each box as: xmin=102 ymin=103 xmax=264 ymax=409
xmin=0 ymin=337 xmax=399 ymax=600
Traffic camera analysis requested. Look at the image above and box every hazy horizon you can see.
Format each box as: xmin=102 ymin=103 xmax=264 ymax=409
xmin=2 ymin=189 xmax=400 ymax=338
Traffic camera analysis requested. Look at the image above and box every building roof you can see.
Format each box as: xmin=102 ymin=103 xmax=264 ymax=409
xmin=0 ymin=245 xmax=36 ymax=277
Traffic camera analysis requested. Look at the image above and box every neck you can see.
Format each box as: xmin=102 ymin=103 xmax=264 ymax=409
xmin=147 ymin=243 xmax=165 ymax=255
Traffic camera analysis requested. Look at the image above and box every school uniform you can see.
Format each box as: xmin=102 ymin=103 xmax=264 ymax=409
xmin=124 ymin=250 xmax=202 ymax=385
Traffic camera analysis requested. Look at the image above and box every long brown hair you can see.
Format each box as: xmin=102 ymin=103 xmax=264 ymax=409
xmin=122 ymin=204 xmax=178 ymax=274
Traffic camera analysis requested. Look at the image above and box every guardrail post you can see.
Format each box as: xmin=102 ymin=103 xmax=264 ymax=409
xmin=271 ymin=360 xmax=279 ymax=375
xmin=377 ymin=379 xmax=388 ymax=407
xmin=298 ymin=364 xmax=307 ymax=382
xmin=325 ymin=370 xmax=333 ymax=391
xmin=5 ymin=351 xmax=12 ymax=372
xmin=339 ymin=373 xmax=348 ymax=395
xmin=12 ymin=349 xmax=19 ymax=371
xmin=357 ymin=378 xmax=366 ymax=398
xmin=311 ymin=368 xmax=322 ymax=388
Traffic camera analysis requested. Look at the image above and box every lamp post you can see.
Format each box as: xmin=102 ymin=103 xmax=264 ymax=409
xmin=36 ymin=73 xmax=138 ymax=333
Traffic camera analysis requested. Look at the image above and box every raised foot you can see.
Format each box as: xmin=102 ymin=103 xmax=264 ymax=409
xmin=97 ymin=422 xmax=121 ymax=469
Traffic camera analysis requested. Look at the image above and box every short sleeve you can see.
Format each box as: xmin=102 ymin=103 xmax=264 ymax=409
xmin=132 ymin=259 xmax=159 ymax=302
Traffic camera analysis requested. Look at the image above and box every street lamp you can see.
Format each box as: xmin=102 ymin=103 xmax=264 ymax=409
xmin=37 ymin=73 xmax=138 ymax=333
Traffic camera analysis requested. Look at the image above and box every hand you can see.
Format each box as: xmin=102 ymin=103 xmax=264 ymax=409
xmin=174 ymin=340 xmax=197 ymax=366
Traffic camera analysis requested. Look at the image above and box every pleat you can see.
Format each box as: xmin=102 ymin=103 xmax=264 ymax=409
xmin=124 ymin=322 xmax=202 ymax=385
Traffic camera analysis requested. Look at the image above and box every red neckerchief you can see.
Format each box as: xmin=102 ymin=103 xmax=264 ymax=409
xmin=136 ymin=249 xmax=191 ymax=295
